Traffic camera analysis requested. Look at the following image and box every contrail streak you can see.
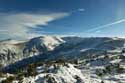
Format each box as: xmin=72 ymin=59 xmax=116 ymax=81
xmin=86 ymin=19 xmax=125 ymax=32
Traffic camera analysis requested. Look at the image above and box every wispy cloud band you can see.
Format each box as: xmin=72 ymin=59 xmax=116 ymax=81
xmin=0 ymin=12 xmax=69 ymax=39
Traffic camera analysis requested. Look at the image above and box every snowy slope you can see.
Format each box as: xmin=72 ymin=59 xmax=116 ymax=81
xmin=0 ymin=64 xmax=101 ymax=83
xmin=23 ymin=36 xmax=65 ymax=57
xmin=0 ymin=36 xmax=65 ymax=66
xmin=0 ymin=41 xmax=25 ymax=66
xmin=50 ymin=37 xmax=125 ymax=61
xmin=1 ymin=36 xmax=125 ymax=83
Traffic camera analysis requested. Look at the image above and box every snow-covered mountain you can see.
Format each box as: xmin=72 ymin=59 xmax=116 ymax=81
xmin=51 ymin=37 xmax=125 ymax=60
xmin=0 ymin=36 xmax=125 ymax=83
xmin=23 ymin=36 xmax=65 ymax=57
xmin=0 ymin=36 xmax=125 ymax=66
xmin=0 ymin=36 xmax=65 ymax=66
xmin=0 ymin=39 xmax=25 ymax=66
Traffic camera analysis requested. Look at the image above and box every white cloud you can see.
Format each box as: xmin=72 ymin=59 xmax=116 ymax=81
xmin=69 ymin=8 xmax=85 ymax=14
xmin=78 ymin=8 xmax=85 ymax=12
xmin=0 ymin=12 xmax=69 ymax=39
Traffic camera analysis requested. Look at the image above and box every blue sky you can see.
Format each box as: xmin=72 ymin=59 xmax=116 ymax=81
xmin=0 ymin=0 xmax=125 ymax=40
